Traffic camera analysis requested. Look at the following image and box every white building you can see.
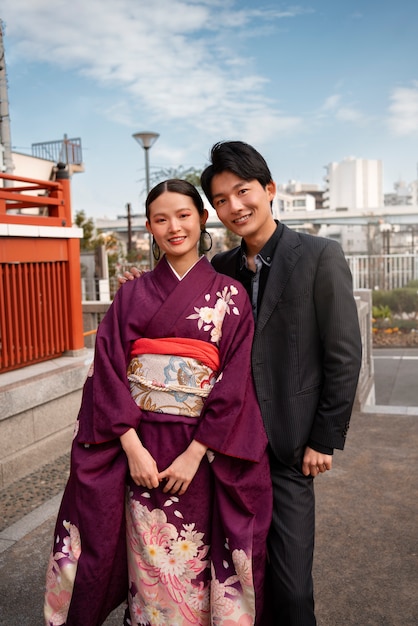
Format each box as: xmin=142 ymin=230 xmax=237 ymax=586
xmin=323 ymin=157 xmax=383 ymax=211
xmin=384 ymin=179 xmax=418 ymax=206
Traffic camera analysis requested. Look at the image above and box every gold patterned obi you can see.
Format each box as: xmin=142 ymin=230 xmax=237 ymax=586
xmin=127 ymin=337 xmax=220 ymax=418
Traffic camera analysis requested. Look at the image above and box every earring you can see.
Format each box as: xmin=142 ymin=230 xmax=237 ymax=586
xmin=199 ymin=229 xmax=213 ymax=254
xmin=152 ymin=237 xmax=161 ymax=261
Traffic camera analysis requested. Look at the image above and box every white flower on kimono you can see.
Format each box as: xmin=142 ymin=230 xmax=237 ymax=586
xmin=186 ymin=284 xmax=240 ymax=345
xmin=210 ymin=323 xmax=222 ymax=344
xmin=159 ymin=550 xmax=187 ymax=577
xmin=145 ymin=604 xmax=167 ymax=626
xmin=198 ymin=306 xmax=217 ymax=324
xmin=142 ymin=543 xmax=166 ymax=567
xmin=62 ymin=521 xmax=81 ymax=561
xmin=171 ymin=537 xmax=198 ymax=561
xmin=216 ymin=285 xmax=239 ymax=310
xmin=180 ymin=524 xmax=205 ymax=547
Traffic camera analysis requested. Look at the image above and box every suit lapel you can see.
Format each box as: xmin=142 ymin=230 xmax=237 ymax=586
xmin=255 ymin=225 xmax=302 ymax=337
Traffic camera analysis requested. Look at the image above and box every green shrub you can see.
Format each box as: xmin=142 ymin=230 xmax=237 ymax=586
xmin=372 ymin=288 xmax=418 ymax=319
xmin=372 ymin=304 xmax=392 ymax=319
xmin=405 ymin=279 xmax=418 ymax=289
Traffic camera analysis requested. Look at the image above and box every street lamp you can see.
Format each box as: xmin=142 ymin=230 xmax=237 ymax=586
xmin=132 ymin=131 xmax=159 ymax=268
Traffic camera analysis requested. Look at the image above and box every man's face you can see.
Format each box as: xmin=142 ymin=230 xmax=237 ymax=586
xmin=210 ymin=170 xmax=276 ymax=241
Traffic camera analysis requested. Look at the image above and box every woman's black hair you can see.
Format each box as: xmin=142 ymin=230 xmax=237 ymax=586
xmin=145 ymin=179 xmax=205 ymax=220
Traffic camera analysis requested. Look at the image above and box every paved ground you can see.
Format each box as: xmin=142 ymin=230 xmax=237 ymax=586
xmin=1 ymin=351 xmax=418 ymax=625
xmin=373 ymin=348 xmax=418 ymax=407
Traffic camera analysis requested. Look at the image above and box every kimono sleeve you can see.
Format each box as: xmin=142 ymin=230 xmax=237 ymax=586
xmin=193 ymin=281 xmax=268 ymax=463
xmin=76 ymin=286 xmax=142 ymax=444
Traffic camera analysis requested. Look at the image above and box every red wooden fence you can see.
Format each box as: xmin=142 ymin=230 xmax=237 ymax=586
xmin=0 ymin=167 xmax=84 ymax=373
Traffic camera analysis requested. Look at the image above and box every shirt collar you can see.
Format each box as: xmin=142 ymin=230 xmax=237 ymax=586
xmin=239 ymin=221 xmax=283 ymax=270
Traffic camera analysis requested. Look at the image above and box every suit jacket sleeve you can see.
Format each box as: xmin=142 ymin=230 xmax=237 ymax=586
xmin=308 ymin=240 xmax=362 ymax=451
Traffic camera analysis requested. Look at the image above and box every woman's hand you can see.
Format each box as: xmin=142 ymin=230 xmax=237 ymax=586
xmin=158 ymin=440 xmax=208 ymax=496
xmin=120 ymin=428 xmax=159 ymax=489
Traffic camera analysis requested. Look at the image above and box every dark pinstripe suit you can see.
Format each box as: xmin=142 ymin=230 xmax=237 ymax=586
xmin=212 ymin=223 xmax=362 ymax=625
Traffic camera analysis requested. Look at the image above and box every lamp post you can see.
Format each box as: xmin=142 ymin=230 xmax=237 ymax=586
xmin=132 ymin=131 xmax=159 ymax=268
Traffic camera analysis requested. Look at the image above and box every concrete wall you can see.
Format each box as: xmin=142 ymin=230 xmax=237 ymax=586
xmin=0 ymin=351 xmax=92 ymax=489
xmin=354 ymin=289 xmax=375 ymax=408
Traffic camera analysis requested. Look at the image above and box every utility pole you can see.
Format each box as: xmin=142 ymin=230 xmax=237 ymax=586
xmin=0 ymin=19 xmax=15 ymax=180
xmin=126 ymin=202 xmax=132 ymax=253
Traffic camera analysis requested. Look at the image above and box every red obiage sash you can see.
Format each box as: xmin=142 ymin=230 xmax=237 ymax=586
xmin=130 ymin=337 xmax=220 ymax=372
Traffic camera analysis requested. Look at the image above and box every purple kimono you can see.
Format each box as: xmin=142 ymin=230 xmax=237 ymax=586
xmin=44 ymin=256 xmax=272 ymax=626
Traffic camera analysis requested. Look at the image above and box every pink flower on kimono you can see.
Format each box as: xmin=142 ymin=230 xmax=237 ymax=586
xmin=223 ymin=615 xmax=253 ymax=626
xmin=231 ymin=549 xmax=253 ymax=587
xmin=131 ymin=596 xmax=148 ymax=625
xmin=188 ymin=580 xmax=210 ymax=612
xmin=44 ymin=589 xmax=72 ymax=626
xmin=45 ymin=551 xmax=60 ymax=591
xmin=210 ymin=577 xmax=238 ymax=618
xmin=214 ymin=296 xmax=228 ymax=318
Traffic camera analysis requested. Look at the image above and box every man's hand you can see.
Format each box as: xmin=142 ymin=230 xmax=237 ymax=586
xmin=117 ymin=266 xmax=142 ymax=285
xmin=302 ymin=446 xmax=333 ymax=477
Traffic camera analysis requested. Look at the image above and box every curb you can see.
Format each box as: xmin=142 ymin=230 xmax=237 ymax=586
xmin=0 ymin=491 xmax=62 ymax=554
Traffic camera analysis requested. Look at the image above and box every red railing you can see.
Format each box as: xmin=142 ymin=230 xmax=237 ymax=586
xmin=0 ymin=168 xmax=84 ymax=373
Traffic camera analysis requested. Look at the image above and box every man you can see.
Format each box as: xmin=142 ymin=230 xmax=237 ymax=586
xmin=121 ymin=141 xmax=362 ymax=625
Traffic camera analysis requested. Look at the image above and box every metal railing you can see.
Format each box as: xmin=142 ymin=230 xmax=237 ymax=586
xmin=347 ymin=254 xmax=418 ymax=290
xmin=31 ymin=136 xmax=83 ymax=166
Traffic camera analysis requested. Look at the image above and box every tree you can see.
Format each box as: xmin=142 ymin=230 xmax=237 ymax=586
xmin=150 ymin=166 xmax=203 ymax=189
xmin=74 ymin=210 xmax=96 ymax=251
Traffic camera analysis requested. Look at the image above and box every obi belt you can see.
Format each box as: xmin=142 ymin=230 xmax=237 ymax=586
xmin=127 ymin=337 xmax=220 ymax=418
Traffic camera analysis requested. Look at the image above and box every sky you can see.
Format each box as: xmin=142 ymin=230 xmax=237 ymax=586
xmin=1 ymin=0 xmax=418 ymax=219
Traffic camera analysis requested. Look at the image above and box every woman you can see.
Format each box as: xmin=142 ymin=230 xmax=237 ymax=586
xmin=44 ymin=179 xmax=272 ymax=626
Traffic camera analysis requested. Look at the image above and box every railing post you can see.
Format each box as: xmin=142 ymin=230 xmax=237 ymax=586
xmin=56 ymin=165 xmax=85 ymax=352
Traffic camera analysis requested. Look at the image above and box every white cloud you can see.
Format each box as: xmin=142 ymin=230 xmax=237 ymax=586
xmin=321 ymin=94 xmax=341 ymax=111
xmin=1 ymin=0 xmax=303 ymax=140
xmin=387 ymin=81 xmax=418 ymax=135
xmin=335 ymin=107 xmax=365 ymax=123
xmin=317 ymin=94 xmax=366 ymax=125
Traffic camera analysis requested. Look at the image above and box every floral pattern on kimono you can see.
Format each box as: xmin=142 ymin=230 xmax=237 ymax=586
xmin=44 ymin=256 xmax=272 ymax=626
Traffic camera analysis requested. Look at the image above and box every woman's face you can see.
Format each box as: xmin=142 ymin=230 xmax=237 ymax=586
xmin=146 ymin=191 xmax=207 ymax=268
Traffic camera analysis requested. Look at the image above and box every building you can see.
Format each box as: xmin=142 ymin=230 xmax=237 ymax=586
xmin=323 ymin=157 xmax=383 ymax=211
xmin=384 ymin=179 xmax=418 ymax=206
